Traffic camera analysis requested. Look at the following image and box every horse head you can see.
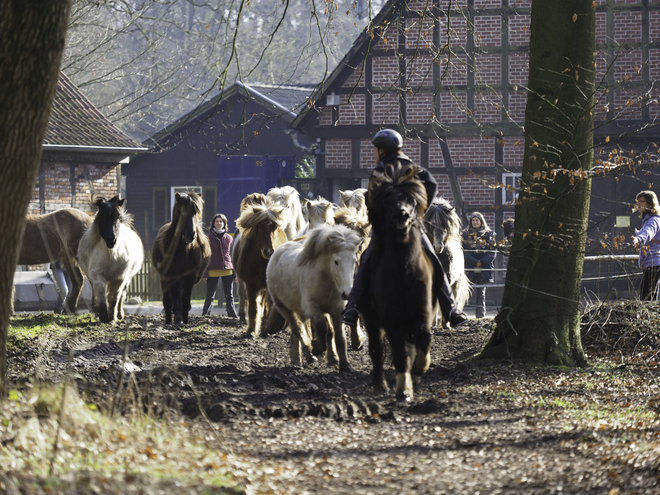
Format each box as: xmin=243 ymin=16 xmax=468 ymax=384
xmin=299 ymin=225 xmax=361 ymax=301
xmin=93 ymin=196 xmax=126 ymax=249
xmin=338 ymin=188 xmax=368 ymax=217
xmin=424 ymin=197 xmax=461 ymax=254
xmin=368 ymin=164 xmax=428 ymax=240
xmin=172 ymin=192 xmax=203 ymax=244
xmin=267 ymin=186 xmax=305 ymax=239
xmin=305 ymin=197 xmax=335 ymax=229
xmin=237 ymin=204 xmax=288 ymax=260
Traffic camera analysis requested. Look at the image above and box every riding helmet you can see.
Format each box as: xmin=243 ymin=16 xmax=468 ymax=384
xmin=371 ymin=129 xmax=403 ymax=153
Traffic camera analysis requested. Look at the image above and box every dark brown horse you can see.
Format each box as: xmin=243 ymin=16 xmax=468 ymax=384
xmin=233 ymin=203 xmax=288 ymax=337
xmin=232 ymin=192 xmax=268 ymax=322
xmin=359 ymin=163 xmax=434 ymax=402
xmin=17 ymin=208 xmax=93 ymax=314
xmin=152 ymin=192 xmax=211 ymax=324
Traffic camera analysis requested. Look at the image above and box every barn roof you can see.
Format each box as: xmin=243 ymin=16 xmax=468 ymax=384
xmin=144 ymin=81 xmax=314 ymax=147
xmin=44 ymin=72 xmax=145 ymax=152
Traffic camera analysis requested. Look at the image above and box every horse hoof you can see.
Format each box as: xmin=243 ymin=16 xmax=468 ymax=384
xmin=396 ymin=391 xmax=413 ymax=403
xmin=339 ymin=363 xmax=354 ymax=373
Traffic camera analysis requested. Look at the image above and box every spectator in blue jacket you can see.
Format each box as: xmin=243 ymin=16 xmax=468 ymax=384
xmin=463 ymin=212 xmax=497 ymax=318
xmin=633 ymin=190 xmax=660 ymax=300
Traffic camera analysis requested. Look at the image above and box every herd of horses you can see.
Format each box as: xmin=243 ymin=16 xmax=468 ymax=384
xmin=17 ymin=171 xmax=470 ymax=402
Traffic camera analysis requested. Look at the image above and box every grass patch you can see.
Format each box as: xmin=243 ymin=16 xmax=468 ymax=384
xmin=0 ymin=384 xmax=245 ymax=494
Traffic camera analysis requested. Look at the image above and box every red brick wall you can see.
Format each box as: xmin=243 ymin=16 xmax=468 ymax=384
xmin=613 ymin=88 xmax=644 ymax=120
xmin=440 ymin=92 xmax=468 ymax=123
xmin=372 ymin=56 xmax=399 ymax=87
xmin=440 ymin=53 xmax=468 ymax=86
xmin=509 ymin=52 xmax=528 ymax=86
xmin=439 ymin=17 xmax=468 ymax=47
xmin=614 ymin=11 xmax=642 ymax=42
xmin=360 ymin=139 xmax=374 ymax=169
xmin=337 ymin=94 xmax=366 ymax=125
xmin=372 ymin=92 xmax=399 ymax=125
xmin=429 ymin=139 xmax=446 ymax=168
xmin=508 ymin=14 xmax=530 ymax=46
xmin=342 ymin=70 xmax=365 ymax=89
xmin=474 ymin=89 xmax=503 ymax=123
xmin=407 ymin=92 xmax=434 ymax=124
xmin=326 ymin=139 xmax=352 ymax=169
xmin=447 ymin=137 xmax=495 ymax=168
xmin=596 ymin=12 xmax=607 ymax=44
xmin=405 ymin=18 xmax=435 ymax=50
xmin=474 ymin=53 xmax=502 ymax=86
xmin=433 ymin=174 xmax=453 ymax=200
xmin=474 ymin=16 xmax=501 ymax=47
xmin=613 ymin=49 xmax=642 ymax=83
xmin=502 ymin=137 xmax=525 ymax=167
xmin=406 ymin=55 xmax=434 ymax=87
xmin=458 ymin=175 xmax=495 ymax=205
xmin=29 ymin=163 xmax=117 ymax=215
xmin=507 ymin=91 xmax=526 ymax=122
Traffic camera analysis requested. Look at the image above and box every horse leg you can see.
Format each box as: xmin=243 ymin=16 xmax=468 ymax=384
xmin=309 ymin=315 xmax=328 ymax=357
xmin=181 ymin=279 xmax=195 ymax=324
xmin=107 ymin=278 xmax=126 ymax=322
xmin=390 ymin=336 xmax=414 ymax=402
xmin=91 ymin=275 xmax=110 ymax=323
xmin=364 ymin=320 xmax=388 ymax=393
xmin=330 ymin=313 xmax=353 ymax=373
xmin=237 ymin=279 xmax=247 ymax=323
xmin=412 ymin=326 xmax=433 ymax=386
xmin=161 ymin=282 xmax=173 ymax=324
xmin=116 ymin=283 xmax=129 ymax=320
xmin=60 ymin=255 xmax=83 ymax=314
xmin=245 ymin=287 xmax=260 ymax=338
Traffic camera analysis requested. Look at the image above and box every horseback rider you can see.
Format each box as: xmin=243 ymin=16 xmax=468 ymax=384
xmin=342 ymin=129 xmax=469 ymax=329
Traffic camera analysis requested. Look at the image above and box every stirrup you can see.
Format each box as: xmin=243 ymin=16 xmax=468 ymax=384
xmin=342 ymin=308 xmax=359 ymax=327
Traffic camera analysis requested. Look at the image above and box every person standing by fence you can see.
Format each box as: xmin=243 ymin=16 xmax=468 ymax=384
xmin=202 ymin=213 xmax=238 ymax=317
xmin=632 ymin=190 xmax=660 ymax=300
xmin=463 ymin=212 xmax=497 ymax=318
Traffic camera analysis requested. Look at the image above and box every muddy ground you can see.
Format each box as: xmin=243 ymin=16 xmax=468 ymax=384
xmin=7 ymin=304 xmax=660 ymax=494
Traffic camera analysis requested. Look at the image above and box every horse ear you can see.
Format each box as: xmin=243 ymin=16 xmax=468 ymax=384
xmin=94 ymin=197 xmax=104 ymax=208
xmin=175 ymin=192 xmax=181 ymax=201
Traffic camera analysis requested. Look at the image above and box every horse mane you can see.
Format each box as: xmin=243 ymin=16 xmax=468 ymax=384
xmin=236 ymin=204 xmax=286 ymax=233
xmin=424 ymin=197 xmax=463 ymax=243
xmin=240 ymin=193 xmax=267 ymax=212
xmin=305 ymin=197 xmax=335 ymax=226
xmin=298 ymin=225 xmax=361 ymax=265
xmin=267 ymin=186 xmax=305 ymax=233
xmin=333 ymin=207 xmax=371 ymax=240
xmin=338 ymin=188 xmax=367 ymax=214
xmin=171 ymin=191 xmax=204 ymax=224
xmin=369 ymin=163 xmax=429 ymax=219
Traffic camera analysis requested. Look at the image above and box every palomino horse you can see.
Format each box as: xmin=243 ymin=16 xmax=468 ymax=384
xmin=266 ymin=186 xmax=306 ymax=240
xmin=424 ymin=197 xmax=471 ymax=327
xmin=359 ymin=163 xmax=434 ymax=402
xmin=266 ymin=225 xmax=362 ymax=371
xmin=152 ymin=192 xmax=211 ymax=324
xmin=233 ymin=203 xmax=288 ymax=337
xmin=18 ymin=208 xmax=93 ymax=314
xmin=78 ymin=197 xmax=144 ymax=323
xmin=232 ymin=192 xmax=268 ymax=322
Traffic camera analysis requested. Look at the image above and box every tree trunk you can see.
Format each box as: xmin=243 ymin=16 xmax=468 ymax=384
xmin=0 ymin=0 xmax=72 ymax=395
xmin=478 ymin=0 xmax=595 ymax=366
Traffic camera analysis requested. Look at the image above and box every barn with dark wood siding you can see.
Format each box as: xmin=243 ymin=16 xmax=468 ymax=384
xmin=124 ymin=82 xmax=313 ymax=246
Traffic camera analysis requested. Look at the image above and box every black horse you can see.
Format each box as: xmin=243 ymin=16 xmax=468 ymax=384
xmin=152 ymin=192 xmax=211 ymax=324
xmin=359 ymin=163 xmax=434 ymax=402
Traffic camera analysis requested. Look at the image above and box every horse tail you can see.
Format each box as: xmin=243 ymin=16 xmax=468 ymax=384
xmin=454 ymin=272 xmax=472 ymax=310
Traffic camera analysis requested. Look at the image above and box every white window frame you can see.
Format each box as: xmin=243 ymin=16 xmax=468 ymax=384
xmin=501 ymin=173 xmax=521 ymax=205
xmin=170 ymin=186 xmax=203 ymax=220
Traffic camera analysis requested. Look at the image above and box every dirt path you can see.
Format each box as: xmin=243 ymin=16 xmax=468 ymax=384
xmin=8 ymin=311 xmax=660 ymax=494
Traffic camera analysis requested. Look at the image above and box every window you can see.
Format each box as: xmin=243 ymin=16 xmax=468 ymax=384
xmin=170 ymin=186 xmax=203 ymax=220
xmin=501 ymin=173 xmax=521 ymax=205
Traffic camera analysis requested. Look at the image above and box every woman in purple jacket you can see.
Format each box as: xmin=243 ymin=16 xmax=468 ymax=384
xmin=202 ymin=213 xmax=238 ymax=317
xmin=633 ymin=190 xmax=660 ymax=300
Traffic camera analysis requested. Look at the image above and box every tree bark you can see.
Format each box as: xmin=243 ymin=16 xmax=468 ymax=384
xmin=478 ymin=0 xmax=595 ymax=366
xmin=0 ymin=0 xmax=72 ymax=395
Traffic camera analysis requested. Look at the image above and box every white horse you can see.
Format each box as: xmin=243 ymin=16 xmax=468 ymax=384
xmin=423 ymin=197 xmax=471 ymax=327
xmin=78 ymin=196 xmax=144 ymax=323
xmin=266 ymin=186 xmax=306 ymax=240
xmin=295 ymin=197 xmax=335 ymax=237
xmin=338 ymin=188 xmax=368 ymax=217
xmin=266 ymin=225 xmax=362 ymax=371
